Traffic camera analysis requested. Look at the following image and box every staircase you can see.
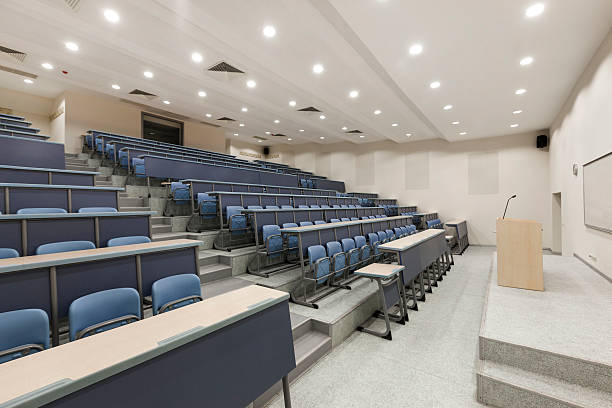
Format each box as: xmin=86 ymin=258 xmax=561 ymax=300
xmin=64 ymin=155 xmax=97 ymax=173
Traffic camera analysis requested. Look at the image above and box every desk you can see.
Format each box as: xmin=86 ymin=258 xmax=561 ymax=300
xmin=445 ymin=219 xmax=469 ymax=254
xmin=0 ymin=239 xmax=200 ymax=346
xmin=379 ymin=230 xmax=448 ymax=308
xmin=0 ymin=165 xmax=98 ymax=187
xmin=355 ymin=264 xmax=406 ymax=340
xmin=0 ymin=135 xmax=65 ymax=169
xmin=0 ymin=285 xmax=295 ymax=408
xmin=281 ymin=215 xmax=412 ymax=308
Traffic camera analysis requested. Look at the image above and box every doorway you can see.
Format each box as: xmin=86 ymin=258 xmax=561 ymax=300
xmin=552 ymin=192 xmax=562 ymax=254
xmin=142 ymin=112 xmax=183 ymax=145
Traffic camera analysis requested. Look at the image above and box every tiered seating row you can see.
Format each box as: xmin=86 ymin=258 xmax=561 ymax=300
xmin=0 ymin=135 xmax=65 ymax=169
xmin=0 ymin=165 xmax=98 ymax=186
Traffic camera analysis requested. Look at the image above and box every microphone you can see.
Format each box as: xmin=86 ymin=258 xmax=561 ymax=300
xmin=502 ymin=194 xmax=517 ymax=219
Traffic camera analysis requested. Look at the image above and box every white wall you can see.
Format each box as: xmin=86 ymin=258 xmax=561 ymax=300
xmin=549 ymin=28 xmax=612 ymax=279
xmin=272 ymin=133 xmax=551 ymax=247
xmin=0 ymin=88 xmax=53 ymax=135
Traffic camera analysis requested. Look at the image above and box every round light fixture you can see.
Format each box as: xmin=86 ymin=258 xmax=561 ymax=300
xmin=246 ymin=79 xmax=256 ymax=88
xmin=143 ymin=71 xmax=153 ymax=78
xmin=112 ymin=84 xmax=120 ymax=90
xmin=41 ymin=62 xmax=54 ymax=70
xmin=262 ymin=25 xmax=276 ymax=38
xmin=312 ymin=63 xmax=324 ymax=74
xmin=104 ymin=9 xmax=120 ymax=23
xmin=191 ymin=52 xmax=203 ymax=63
xmin=198 ymin=91 xmax=207 ymax=97
xmin=65 ymin=42 xmax=79 ymax=52
xmin=409 ymin=43 xmax=423 ymax=56
xmin=430 ymin=81 xmax=441 ymax=89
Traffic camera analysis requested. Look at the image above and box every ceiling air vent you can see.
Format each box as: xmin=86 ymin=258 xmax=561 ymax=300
xmin=208 ymin=61 xmax=244 ymax=74
xmin=0 ymin=45 xmax=27 ymax=63
xmin=64 ymin=0 xmax=81 ymax=11
xmin=0 ymin=64 xmax=36 ymax=79
xmin=128 ymin=89 xmax=157 ymax=101
xmin=297 ymin=106 xmax=321 ymax=112
xmin=270 ymin=133 xmax=286 ymax=137
xmin=217 ymin=117 xmax=236 ymax=122
xmin=253 ymin=136 xmax=267 ymax=141
xmin=346 ymin=129 xmax=363 ymax=134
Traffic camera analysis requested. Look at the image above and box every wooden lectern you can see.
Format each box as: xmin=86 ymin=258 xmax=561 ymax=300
xmin=496 ymin=218 xmax=543 ymax=291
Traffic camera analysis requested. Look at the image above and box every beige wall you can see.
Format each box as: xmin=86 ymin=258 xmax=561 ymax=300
xmin=271 ymin=133 xmax=551 ymax=247
xmin=0 ymin=88 xmax=53 ymax=135
xmin=549 ymin=28 xmax=612 ymax=279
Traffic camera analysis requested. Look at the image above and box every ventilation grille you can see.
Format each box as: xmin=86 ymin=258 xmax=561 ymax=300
xmin=208 ymin=61 xmax=244 ymax=74
xmin=64 ymin=0 xmax=81 ymax=11
xmin=346 ymin=129 xmax=363 ymax=134
xmin=0 ymin=64 xmax=36 ymax=79
xmin=0 ymin=45 xmax=26 ymax=63
xmin=253 ymin=136 xmax=267 ymax=141
xmin=119 ymin=99 xmax=196 ymax=123
xmin=128 ymin=89 xmax=157 ymax=101
xmin=297 ymin=106 xmax=321 ymax=112
xmin=270 ymin=133 xmax=286 ymax=137
xmin=217 ymin=116 xmax=236 ymax=122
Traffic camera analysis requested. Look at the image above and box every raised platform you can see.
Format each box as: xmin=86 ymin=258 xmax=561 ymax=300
xmin=478 ymin=253 xmax=612 ymax=407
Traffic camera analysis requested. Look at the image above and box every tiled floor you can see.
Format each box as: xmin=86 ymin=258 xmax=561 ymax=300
xmin=268 ymin=246 xmax=494 ymax=408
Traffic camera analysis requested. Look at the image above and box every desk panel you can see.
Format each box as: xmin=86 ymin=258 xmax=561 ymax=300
xmin=27 ymin=218 xmax=95 ymax=256
xmin=140 ymin=248 xmax=197 ymax=297
xmin=0 ymin=267 xmax=50 ymax=315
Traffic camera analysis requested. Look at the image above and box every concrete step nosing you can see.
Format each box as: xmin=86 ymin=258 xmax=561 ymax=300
xmin=291 ymin=319 xmax=312 ymax=340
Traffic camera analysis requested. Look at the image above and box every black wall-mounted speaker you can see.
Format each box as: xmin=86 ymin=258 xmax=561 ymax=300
xmin=536 ymin=135 xmax=548 ymax=149
xmin=263 ymin=146 xmax=270 ymax=156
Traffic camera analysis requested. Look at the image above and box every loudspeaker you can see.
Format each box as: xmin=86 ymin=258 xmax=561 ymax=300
xmin=263 ymin=146 xmax=270 ymax=156
xmin=536 ymin=135 xmax=548 ymax=149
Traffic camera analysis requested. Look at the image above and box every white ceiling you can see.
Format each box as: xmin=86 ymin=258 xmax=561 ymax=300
xmin=0 ymin=0 xmax=610 ymax=145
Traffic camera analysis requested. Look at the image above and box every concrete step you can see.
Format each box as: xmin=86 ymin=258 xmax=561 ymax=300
xmin=65 ymin=164 xmax=97 ymax=172
xmin=95 ymin=175 xmax=111 ymax=182
xmin=151 ymin=224 xmax=172 ymax=234
xmin=95 ymin=181 xmax=114 ymax=187
xmin=201 ymin=277 xmax=253 ymax=299
xmin=119 ymin=197 xmax=144 ymax=207
xmin=119 ymin=192 xmax=130 ymax=198
xmin=151 ymin=216 xmax=171 ymax=226
xmin=478 ymin=360 xmax=612 ymax=408
xmin=119 ymin=206 xmax=151 ymax=212
xmin=198 ymin=264 xmax=233 ymax=283
xmin=151 ymin=232 xmax=193 ymax=242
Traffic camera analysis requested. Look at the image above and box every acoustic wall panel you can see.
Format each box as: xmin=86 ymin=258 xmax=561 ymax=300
xmin=468 ymin=151 xmax=499 ymax=195
xmin=583 ymin=151 xmax=612 ymax=233
xmin=355 ymin=151 xmax=375 ymax=186
xmin=404 ymin=152 xmax=429 ymax=190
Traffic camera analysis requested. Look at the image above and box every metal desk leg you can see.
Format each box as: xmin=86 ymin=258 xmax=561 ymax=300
xmin=436 ymin=260 xmax=444 ymax=282
xmin=357 ymin=278 xmax=403 ymax=340
xmin=282 ymin=375 xmax=292 ymax=408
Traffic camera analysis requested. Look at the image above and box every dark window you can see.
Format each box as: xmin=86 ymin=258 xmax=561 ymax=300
xmin=142 ymin=113 xmax=183 ymax=145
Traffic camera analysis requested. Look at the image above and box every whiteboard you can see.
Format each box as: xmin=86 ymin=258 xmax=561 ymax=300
xmin=584 ymin=152 xmax=612 ymax=233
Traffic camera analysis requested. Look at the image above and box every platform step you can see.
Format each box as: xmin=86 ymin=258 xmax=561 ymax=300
xmin=65 ymin=164 xmax=97 ymax=172
xmin=198 ymin=264 xmax=233 ymax=283
xmin=151 ymin=224 xmax=172 ymax=234
xmin=478 ymin=360 xmax=612 ymax=408
xmin=118 ymin=197 xmax=144 ymax=207
xmin=95 ymin=181 xmax=113 ymax=187
xmin=151 ymin=216 xmax=171 ymax=226
xmin=119 ymin=206 xmax=151 ymax=213
xmin=201 ymin=277 xmax=253 ymax=299
xmin=151 ymin=232 xmax=194 ymax=242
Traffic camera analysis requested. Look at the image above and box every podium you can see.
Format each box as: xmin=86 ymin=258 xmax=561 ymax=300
xmin=496 ymin=218 xmax=543 ymax=291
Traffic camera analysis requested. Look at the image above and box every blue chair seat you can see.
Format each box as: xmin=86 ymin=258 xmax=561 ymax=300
xmin=16 ymin=208 xmax=67 ymax=215
xmin=0 ymin=248 xmax=19 ymax=259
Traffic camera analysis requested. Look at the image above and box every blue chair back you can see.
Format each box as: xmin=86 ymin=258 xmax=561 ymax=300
xmin=69 ymin=288 xmax=141 ymax=341
xmin=107 ymin=235 xmax=151 ymax=247
xmin=0 ymin=248 xmax=19 ymax=259
xmin=170 ymin=182 xmax=190 ymax=203
xmin=262 ymin=225 xmax=283 ymax=255
xmin=132 ymin=158 xmax=146 ymax=177
xmin=36 ymin=240 xmax=95 ymax=255
xmin=247 ymin=205 xmax=262 ymax=210
xmin=78 ymin=207 xmax=118 ymax=213
xmin=299 ymin=221 xmax=313 ymax=227
xmin=340 ymin=218 xmax=350 ymax=222
xmin=326 ymin=241 xmax=345 ymax=276
xmin=307 ymin=245 xmax=330 ymax=283
xmin=385 ymin=229 xmax=395 ymax=240
xmin=16 ymin=208 xmax=67 ymax=215
xmin=0 ymin=309 xmax=49 ymax=364
xmin=314 ymin=220 xmax=326 ymax=225
xmin=281 ymin=205 xmax=293 ymax=209
xmin=298 ymin=205 xmax=309 ymax=209
xmin=310 ymin=205 xmax=320 ymax=209
xmin=197 ymin=193 xmax=217 ymax=218
xmin=266 ymin=205 xmax=279 ymax=209
xmin=151 ymin=274 xmax=202 ymax=315
xmin=330 ymin=218 xmax=340 ymax=223
xmin=354 ymin=235 xmax=371 ymax=261
xmin=282 ymin=223 xmax=299 ymax=252
xmin=226 ymin=206 xmax=247 ymax=232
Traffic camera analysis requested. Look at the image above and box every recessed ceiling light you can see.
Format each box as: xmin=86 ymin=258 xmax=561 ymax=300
xmin=239 ymin=123 xmax=245 ymax=127
xmin=23 ymin=79 xmax=33 ymax=84
xmin=241 ymin=107 xmax=248 ymax=112
xmin=515 ymin=88 xmax=527 ymax=95
xmin=111 ymin=84 xmax=120 ymax=90
xmin=191 ymin=52 xmax=203 ymax=63
xmin=319 ymin=115 xmax=326 ymax=119
xmin=265 ymin=131 xmax=271 ymax=135
xmin=409 ymin=43 xmax=423 ymax=56
xmin=349 ymin=90 xmax=359 ymax=98
xmin=405 ymin=133 xmax=412 ymax=137
xmin=525 ymin=3 xmax=545 ymax=18
xmin=513 ymin=110 xmax=523 ymax=114
xmin=391 ymin=123 xmax=398 ymax=127
xmin=520 ymin=56 xmax=534 ymax=66
xmin=103 ymin=9 xmax=120 ymax=23
xmin=443 ymin=104 xmax=453 ymax=110
xmin=258 ymin=140 xmax=262 ymax=143
xmin=341 ymin=126 xmax=348 ymax=131
xmin=41 ymin=62 xmax=53 ymax=70
xmin=459 ymin=131 xmax=467 ymax=136
xmin=312 ymin=63 xmax=324 ymax=74
xmin=510 ymin=124 xmax=519 ymax=128
xmin=233 ymin=133 xmax=239 ymax=136
xmin=143 ymin=71 xmax=153 ymax=78
xmin=246 ymin=79 xmax=256 ymax=88
xmin=65 ymin=42 xmax=79 ymax=52
xmin=274 ymin=119 xmax=280 ymax=124
xmin=262 ymin=25 xmax=276 ymax=38
xmin=359 ymin=135 xmax=365 ymax=138
xmin=320 ymin=136 xmax=325 ymax=140
xmin=373 ymin=109 xmax=381 ymax=115
xmin=298 ymin=129 xmax=304 ymax=132
xmin=289 ymin=100 xmax=296 ymax=107
xmin=451 ymin=121 xmax=460 ymax=125
xmin=205 ymin=113 xmax=212 ymax=118
xmin=163 ymin=100 xmax=170 ymax=105
xmin=198 ymin=91 xmax=207 ymax=97
xmin=287 ymin=138 xmax=292 ymax=141
xmin=430 ymin=81 xmax=441 ymax=89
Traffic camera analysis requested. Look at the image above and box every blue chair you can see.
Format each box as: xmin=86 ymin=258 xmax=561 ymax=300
xmin=36 ymin=240 xmax=96 ymax=255
xmin=394 ymin=227 xmax=405 ymax=238
xmin=308 ymin=245 xmax=331 ymax=284
xmin=310 ymin=205 xmax=320 ymax=209
xmin=320 ymin=205 xmax=331 ymax=209
xmin=385 ymin=229 xmax=395 ymax=241
xmin=368 ymin=232 xmax=383 ymax=262
xmin=332 ymin=205 xmax=341 ymax=209
xmin=341 ymin=238 xmax=360 ymax=271
xmin=340 ymin=217 xmax=350 ymax=222
xmin=170 ymin=182 xmax=190 ymax=204
xmin=282 ymin=223 xmax=299 ymax=255
xmin=350 ymin=217 xmax=359 ymax=221
xmin=361 ymin=216 xmax=369 ymax=220
xmin=247 ymin=205 xmax=263 ymax=210
xmin=69 ymin=288 xmax=141 ymax=341
xmin=262 ymin=225 xmax=283 ymax=259
xmin=299 ymin=221 xmax=313 ymax=227
xmin=132 ymin=158 xmax=146 ymax=177
xmin=151 ymin=274 xmax=202 ymax=315
xmin=197 ymin=193 xmax=217 ymax=218
xmin=0 ymin=248 xmax=19 ymax=259
xmin=348 ymin=205 xmax=356 ymax=209
xmin=368 ymin=216 xmax=376 ymax=219
xmin=78 ymin=207 xmax=118 ymax=213
xmin=281 ymin=205 xmax=293 ymax=209
xmin=266 ymin=205 xmax=279 ymax=209
xmin=375 ymin=215 xmax=384 ymax=218
xmin=0 ymin=309 xmax=49 ymax=364
xmin=16 ymin=208 xmax=67 ymax=215
xmin=298 ymin=205 xmax=309 ymax=209
xmin=326 ymin=241 xmax=347 ymax=279
xmin=354 ymin=235 xmax=371 ymax=265
xmin=107 ymin=235 xmax=151 ymax=247
xmin=330 ymin=218 xmax=340 ymax=223
xmin=341 ymin=205 xmax=349 ymax=209
xmin=314 ymin=220 xmax=326 ymax=225
xmin=377 ymin=230 xmax=388 ymax=245
xmin=226 ymin=206 xmax=247 ymax=235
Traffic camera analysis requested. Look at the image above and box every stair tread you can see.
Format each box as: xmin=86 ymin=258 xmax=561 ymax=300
xmin=293 ymin=330 xmax=331 ymax=364
xmin=480 ymin=360 xmax=612 ymax=407
xmin=199 ymin=263 xmax=232 ymax=274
